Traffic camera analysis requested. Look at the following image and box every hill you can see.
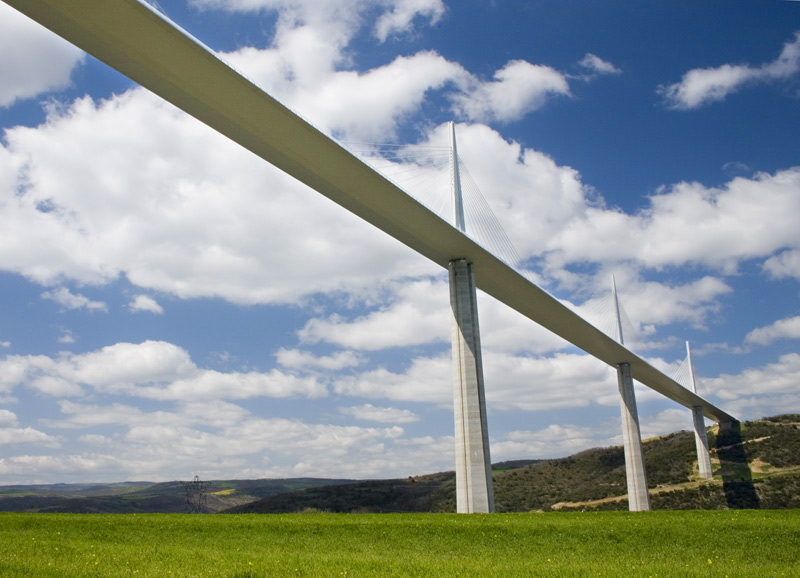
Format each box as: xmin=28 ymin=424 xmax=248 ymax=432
xmin=3 ymin=415 xmax=798 ymax=514
xmin=0 ymin=478 xmax=355 ymax=514
xmin=227 ymin=414 xmax=800 ymax=513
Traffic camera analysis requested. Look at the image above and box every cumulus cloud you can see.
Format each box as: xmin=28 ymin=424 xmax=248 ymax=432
xmin=483 ymin=352 xmax=619 ymax=412
xmin=41 ymin=287 xmax=108 ymax=312
xmin=0 ymin=4 xmax=85 ymax=107
xmin=374 ymin=0 xmax=446 ymax=42
xmin=577 ymin=53 xmax=621 ymax=78
xmin=702 ymin=353 xmax=800 ymax=418
xmin=0 ymin=409 xmax=18 ymax=427
xmin=129 ymin=295 xmax=164 ymax=315
xmin=659 ymin=31 xmax=800 ymax=109
xmin=339 ymin=403 xmax=419 ymax=423
xmin=58 ymin=330 xmax=76 ymax=344
xmin=0 ymin=427 xmax=61 ymax=447
xmin=451 ymin=60 xmax=570 ymax=123
xmin=763 ymin=249 xmax=800 ymax=281
xmin=299 ymin=278 xmax=450 ymax=350
xmin=275 ymin=348 xmax=363 ymax=371
xmin=547 ymin=169 xmax=800 ymax=274
xmin=1 ymin=398 xmax=445 ymax=483
xmin=296 ymin=274 xmax=573 ymax=355
xmin=745 ymin=316 xmax=800 ymax=346
xmin=638 ymin=408 xmax=701 ymax=440
xmin=605 ymin=275 xmax=732 ymax=331
xmin=334 ymin=354 xmax=451 ymax=405
xmin=0 ymin=91 xmax=435 ymax=301
xmin=492 ymin=423 xmax=618 ymax=461
xmin=0 ymin=11 xmax=581 ymax=311
xmin=0 ymin=340 xmax=328 ymax=400
xmin=332 ymin=348 xmax=625 ymax=412
xmin=0 ymin=409 xmax=62 ymax=447
xmin=268 ymin=50 xmax=467 ymax=141
xmin=3 ymin=79 xmax=797 ymax=361
xmin=192 ymin=0 xmax=445 ymax=42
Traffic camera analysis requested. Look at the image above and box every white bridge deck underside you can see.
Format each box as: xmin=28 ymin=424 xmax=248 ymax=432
xmin=5 ymin=0 xmax=735 ymax=424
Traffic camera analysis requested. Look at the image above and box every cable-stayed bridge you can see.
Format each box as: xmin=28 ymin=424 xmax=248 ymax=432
xmin=4 ymin=0 xmax=735 ymax=513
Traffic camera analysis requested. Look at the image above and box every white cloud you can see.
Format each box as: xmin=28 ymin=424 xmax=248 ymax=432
xmin=299 ymin=278 xmax=449 ymax=350
xmin=0 ymin=427 xmax=61 ymax=447
xmin=660 ymin=64 xmax=753 ymax=110
xmin=334 ymin=354 xmax=451 ymax=404
xmin=478 ymin=291 xmax=583 ymax=355
xmin=129 ymin=295 xmax=164 ymax=315
xmin=57 ymin=330 xmax=76 ymax=344
xmin=192 ymin=0 xmax=445 ymax=44
xmin=332 ymin=349 xmax=624 ymax=413
xmin=0 ymin=341 xmax=9 ymax=348
xmin=274 ymin=348 xmax=363 ymax=371
xmin=452 ymin=60 xmax=570 ymax=123
xmin=763 ymin=249 xmax=800 ymax=281
xmin=0 ymin=453 xmax=125 ymax=482
xmin=605 ymin=274 xmax=731 ymax=331
xmin=0 ymin=409 xmax=18 ymax=427
xmin=703 ymin=353 xmax=800 ymax=415
xmin=547 ymin=168 xmax=800 ymax=274
xmin=280 ymin=50 xmax=467 ymax=141
xmin=0 ymin=16 xmax=581 ymax=311
xmin=374 ymin=0 xmax=446 ymax=42
xmin=0 ymin=90 xmax=435 ymax=302
xmin=659 ymin=31 xmax=800 ymax=109
xmin=578 ymin=53 xmax=621 ymax=77
xmin=0 ymin=340 xmax=328 ymax=401
xmin=745 ymin=316 xmax=800 ymax=346
xmin=7 ymin=398 xmax=443 ymax=482
xmin=339 ymin=403 xmax=419 ymax=423
xmin=0 ymin=4 xmax=85 ymax=107
xmin=638 ymin=408 xmax=699 ymax=440
xmin=483 ymin=352 xmax=619 ymax=412
xmin=41 ymin=287 xmax=108 ymax=312
xmin=492 ymin=423 xmax=618 ymax=461
xmin=0 ymin=410 xmax=62 ymax=448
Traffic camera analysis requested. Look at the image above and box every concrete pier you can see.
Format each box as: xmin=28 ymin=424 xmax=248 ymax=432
xmin=617 ymin=362 xmax=651 ymax=511
xmin=612 ymin=277 xmax=651 ymax=511
xmin=686 ymin=342 xmax=713 ymax=479
xmin=450 ymin=258 xmax=494 ymax=513
xmin=692 ymin=406 xmax=714 ymax=479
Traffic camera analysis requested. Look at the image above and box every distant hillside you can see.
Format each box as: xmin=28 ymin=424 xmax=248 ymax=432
xmin=0 ymin=478 xmax=355 ymax=514
xmin=227 ymin=415 xmax=800 ymax=514
xmin=3 ymin=415 xmax=798 ymax=514
xmin=227 ymin=472 xmax=455 ymax=514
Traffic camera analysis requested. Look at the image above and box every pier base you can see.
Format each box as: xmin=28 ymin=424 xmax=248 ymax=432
xmin=692 ymin=406 xmax=714 ymax=480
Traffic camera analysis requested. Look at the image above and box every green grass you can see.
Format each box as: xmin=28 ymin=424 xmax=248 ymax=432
xmin=1 ymin=511 xmax=798 ymax=577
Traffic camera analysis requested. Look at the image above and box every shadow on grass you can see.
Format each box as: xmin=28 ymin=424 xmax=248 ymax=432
xmin=716 ymin=421 xmax=760 ymax=509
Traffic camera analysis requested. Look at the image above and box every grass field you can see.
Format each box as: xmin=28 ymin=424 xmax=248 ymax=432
xmin=1 ymin=511 xmax=798 ymax=577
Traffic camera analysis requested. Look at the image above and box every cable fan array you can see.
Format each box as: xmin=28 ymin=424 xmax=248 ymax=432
xmin=342 ymin=141 xmax=523 ymax=270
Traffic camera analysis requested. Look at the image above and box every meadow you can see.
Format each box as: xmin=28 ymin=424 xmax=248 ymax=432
xmin=1 ymin=511 xmax=799 ymax=577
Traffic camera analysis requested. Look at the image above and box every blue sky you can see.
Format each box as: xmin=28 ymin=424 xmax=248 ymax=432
xmin=1 ymin=0 xmax=799 ymax=484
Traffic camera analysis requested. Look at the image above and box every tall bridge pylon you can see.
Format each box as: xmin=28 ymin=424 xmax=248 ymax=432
xmin=448 ymin=123 xmax=494 ymax=513
xmin=612 ymin=276 xmax=651 ymax=511
xmin=686 ymin=341 xmax=714 ymax=480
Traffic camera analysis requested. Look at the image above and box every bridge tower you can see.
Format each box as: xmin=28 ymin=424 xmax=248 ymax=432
xmin=686 ymin=341 xmax=714 ymax=479
xmin=612 ymin=276 xmax=651 ymax=511
xmin=449 ymin=122 xmax=494 ymax=513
